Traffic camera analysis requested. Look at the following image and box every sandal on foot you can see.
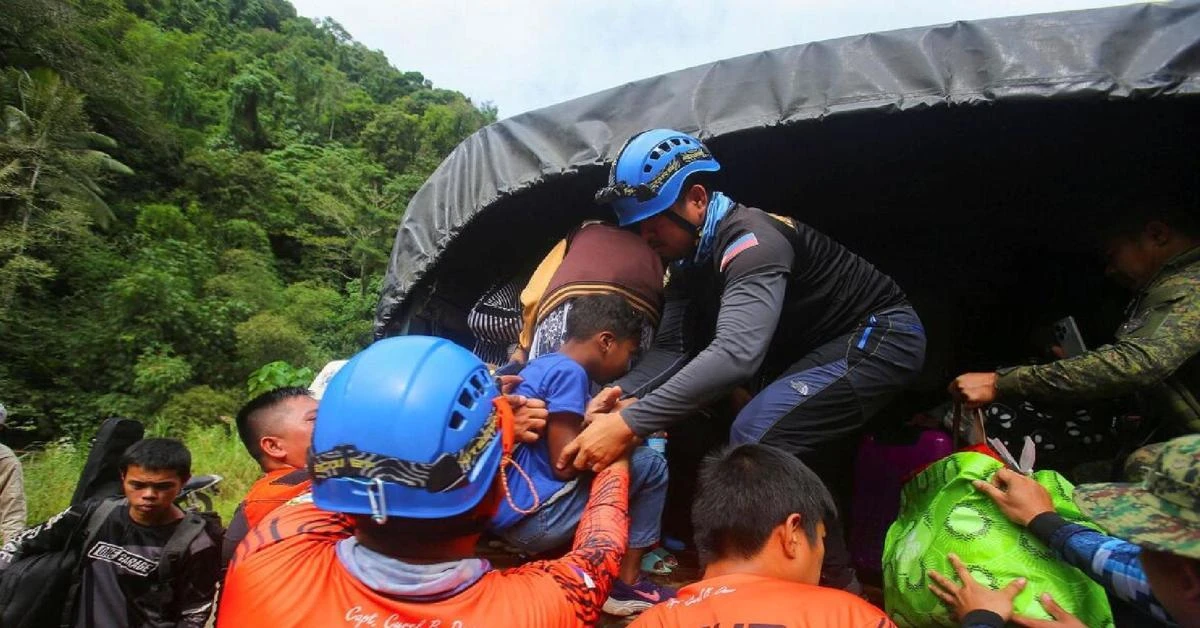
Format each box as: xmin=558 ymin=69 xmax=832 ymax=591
xmin=641 ymin=552 xmax=673 ymax=575
xmin=648 ymin=547 xmax=679 ymax=569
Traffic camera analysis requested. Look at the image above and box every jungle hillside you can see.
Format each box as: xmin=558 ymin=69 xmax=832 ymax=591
xmin=1 ymin=0 xmax=495 ymax=441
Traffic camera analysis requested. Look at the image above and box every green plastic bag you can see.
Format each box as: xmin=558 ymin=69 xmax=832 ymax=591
xmin=883 ymin=452 xmax=1114 ymax=627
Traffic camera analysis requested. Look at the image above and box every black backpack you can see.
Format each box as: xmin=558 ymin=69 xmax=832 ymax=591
xmin=0 ymin=499 xmax=106 ymax=628
xmin=0 ymin=499 xmax=215 ymax=628
xmin=70 ymin=418 xmax=144 ymax=506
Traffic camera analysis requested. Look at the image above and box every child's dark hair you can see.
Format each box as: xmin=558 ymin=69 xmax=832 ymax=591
xmin=120 ymin=438 xmax=192 ymax=479
xmin=692 ymin=444 xmax=836 ymax=566
xmin=565 ymin=294 xmax=643 ymax=343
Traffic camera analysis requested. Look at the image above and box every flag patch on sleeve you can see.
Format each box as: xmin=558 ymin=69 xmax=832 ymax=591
xmin=720 ymin=233 xmax=759 ymax=271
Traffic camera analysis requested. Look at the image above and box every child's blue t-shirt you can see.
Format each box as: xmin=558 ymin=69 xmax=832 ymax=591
xmin=490 ymin=352 xmax=589 ymax=531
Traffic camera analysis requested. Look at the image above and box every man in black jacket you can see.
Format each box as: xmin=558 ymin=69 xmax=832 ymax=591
xmin=560 ymin=128 xmax=927 ymax=588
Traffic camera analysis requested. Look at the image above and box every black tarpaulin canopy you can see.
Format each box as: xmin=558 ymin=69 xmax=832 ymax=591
xmin=377 ymin=1 xmax=1200 ymax=383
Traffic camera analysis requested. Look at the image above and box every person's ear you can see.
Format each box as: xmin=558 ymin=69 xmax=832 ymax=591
xmin=597 ymin=331 xmax=616 ymax=354
xmin=1181 ymin=557 xmax=1200 ymax=602
xmin=260 ymin=435 xmax=284 ymax=459
xmin=780 ymin=513 xmax=804 ymax=559
xmin=1145 ymin=220 xmax=1171 ymax=246
xmin=685 ymin=183 xmax=708 ymax=211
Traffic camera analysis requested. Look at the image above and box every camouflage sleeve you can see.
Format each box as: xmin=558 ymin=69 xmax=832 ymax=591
xmin=1028 ymin=513 xmax=1173 ymax=624
xmin=996 ymin=286 xmax=1200 ymax=402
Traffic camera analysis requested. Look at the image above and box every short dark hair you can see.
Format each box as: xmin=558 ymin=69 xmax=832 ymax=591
xmin=236 ymin=387 xmax=312 ymax=462
xmin=1090 ymin=186 xmax=1200 ymax=241
xmin=565 ymin=294 xmax=643 ymax=344
xmin=692 ymin=444 xmax=836 ymax=565
xmin=120 ymin=438 xmax=191 ymax=479
xmin=672 ymin=171 xmax=720 ymax=206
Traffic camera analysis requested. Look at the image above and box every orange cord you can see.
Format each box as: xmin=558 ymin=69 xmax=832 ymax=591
xmin=499 ymin=455 xmax=542 ymax=515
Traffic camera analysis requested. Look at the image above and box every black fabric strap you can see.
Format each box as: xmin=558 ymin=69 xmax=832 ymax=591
xmin=157 ymin=514 xmax=206 ymax=583
xmin=309 ymin=415 xmax=499 ymax=493
xmin=663 ymin=208 xmax=700 ymax=235
xmin=961 ymin=609 xmax=1005 ymax=628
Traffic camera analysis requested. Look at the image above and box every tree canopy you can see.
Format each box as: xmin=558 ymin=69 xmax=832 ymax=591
xmin=0 ymin=0 xmax=496 ymax=438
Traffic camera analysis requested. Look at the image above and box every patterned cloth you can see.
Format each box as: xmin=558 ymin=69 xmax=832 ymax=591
xmin=1074 ymin=434 xmax=1200 ymax=560
xmin=468 ymin=279 xmax=524 ymax=366
xmin=520 ymin=222 xmax=664 ymax=354
xmin=996 ymin=246 xmax=1200 ymax=435
xmin=979 ymin=401 xmax=1117 ymax=478
xmin=883 ymin=452 xmax=1114 ymax=628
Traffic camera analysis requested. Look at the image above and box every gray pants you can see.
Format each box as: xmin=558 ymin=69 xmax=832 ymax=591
xmin=731 ymin=306 xmax=927 ymax=586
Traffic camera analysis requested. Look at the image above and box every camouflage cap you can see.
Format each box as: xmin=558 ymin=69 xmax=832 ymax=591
xmin=1074 ymin=434 xmax=1200 ymax=559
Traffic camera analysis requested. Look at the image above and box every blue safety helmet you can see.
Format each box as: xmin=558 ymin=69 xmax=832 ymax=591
xmin=309 ymin=336 xmax=504 ymax=521
xmin=595 ymin=128 xmax=721 ymax=227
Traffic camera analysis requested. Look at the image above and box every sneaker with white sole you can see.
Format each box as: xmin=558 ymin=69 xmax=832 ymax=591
xmin=602 ymin=577 xmax=677 ymax=616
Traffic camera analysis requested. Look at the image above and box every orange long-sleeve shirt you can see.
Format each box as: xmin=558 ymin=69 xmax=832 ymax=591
xmin=242 ymin=468 xmax=311 ymax=531
xmin=218 ymin=466 xmax=629 ymax=628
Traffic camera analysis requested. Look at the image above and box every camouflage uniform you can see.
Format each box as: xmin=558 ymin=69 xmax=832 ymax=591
xmin=1075 ymin=434 xmax=1200 ymax=560
xmin=996 ymin=246 xmax=1200 ymax=435
xmin=1005 ymin=436 xmax=1200 ymax=625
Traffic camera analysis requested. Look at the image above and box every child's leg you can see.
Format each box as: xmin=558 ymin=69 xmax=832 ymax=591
xmin=620 ymin=446 xmax=669 ymax=584
xmin=496 ymin=481 xmax=589 ymax=555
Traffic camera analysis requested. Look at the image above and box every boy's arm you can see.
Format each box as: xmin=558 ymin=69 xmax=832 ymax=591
xmin=535 ymin=359 xmax=591 ymax=480
xmin=545 ymin=412 xmax=584 ymax=480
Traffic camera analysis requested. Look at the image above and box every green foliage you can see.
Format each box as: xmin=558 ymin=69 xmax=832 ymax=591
xmin=246 ymin=360 xmax=316 ymax=398
xmin=0 ymin=0 xmax=495 ymax=444
xmin=235 ymin=312 xmax=314 ymax=372
xmin=135 ymin=203 xmax=196 ymax=240
xmin=0 ymin=68 xmax=132 ymax=306
xmin=20 ymin=439 xmax=88 ymax=523
xmin=217 ymin=219 xmax=270 ymax=252
xmin=155 ymin=385 xmax=240 ymax=430
xmin=207 ymin=248 xmax=284 ymax=311
xmin=133 ymin=344 xmax=193 ymax=399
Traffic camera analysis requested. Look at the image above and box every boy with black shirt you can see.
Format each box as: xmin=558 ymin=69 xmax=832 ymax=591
xmin=1 ymin=438 xmax=221 ymax=627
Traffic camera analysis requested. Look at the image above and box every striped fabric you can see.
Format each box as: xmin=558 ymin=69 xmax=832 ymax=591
xmin=468 ymin=279 xmax=524 ymax=366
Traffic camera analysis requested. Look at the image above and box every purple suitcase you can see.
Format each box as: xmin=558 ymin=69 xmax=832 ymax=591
xmin=850 ymin=428 xmax=953 ymax=580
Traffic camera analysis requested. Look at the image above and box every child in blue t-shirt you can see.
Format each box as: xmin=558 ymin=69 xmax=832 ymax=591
xmin=490 ymin=293 xmax=673 ymax=615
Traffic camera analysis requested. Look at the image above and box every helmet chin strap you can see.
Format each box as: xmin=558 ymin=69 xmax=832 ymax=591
xmin=662 ymin=206 xmax=701 ymax=236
